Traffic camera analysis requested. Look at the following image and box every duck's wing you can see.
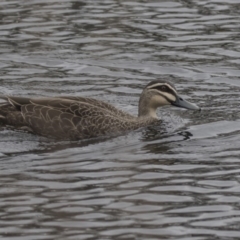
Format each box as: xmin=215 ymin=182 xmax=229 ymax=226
xmin=0 ymin=96 xmax=136 ymax=139
xmin=22 ymin=101 xmax=137 ymax=140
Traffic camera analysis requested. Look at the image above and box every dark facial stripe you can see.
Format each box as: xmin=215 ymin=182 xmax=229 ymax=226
xmin=151 ymin=85 xmax=177 ymax=97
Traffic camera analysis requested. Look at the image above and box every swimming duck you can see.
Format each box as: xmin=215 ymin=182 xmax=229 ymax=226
xmin=0 ymin=80 xmax=199 ymax=140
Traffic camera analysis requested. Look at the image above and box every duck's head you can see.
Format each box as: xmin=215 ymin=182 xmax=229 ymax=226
xmin=138 ymin=80 xmax=200 ymax=118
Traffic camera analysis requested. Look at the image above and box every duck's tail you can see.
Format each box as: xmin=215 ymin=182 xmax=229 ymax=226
xmin=0 ymin=95 xmax=16 ymax=121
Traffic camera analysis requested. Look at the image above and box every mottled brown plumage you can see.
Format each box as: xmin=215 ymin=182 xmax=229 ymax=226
xmin=0 ymin=81 xmax=199 ymax=140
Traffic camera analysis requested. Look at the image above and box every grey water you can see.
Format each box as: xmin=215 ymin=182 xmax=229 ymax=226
xmin=0 ymin=0 xmax=240 ymax=239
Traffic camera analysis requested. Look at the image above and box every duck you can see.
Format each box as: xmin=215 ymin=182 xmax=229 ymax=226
xmin=0 ymin=80 xmax=199 ymax=140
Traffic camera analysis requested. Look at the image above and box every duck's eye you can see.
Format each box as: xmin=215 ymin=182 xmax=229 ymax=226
xmin=160 ymin=86 xmax=167 ymax=91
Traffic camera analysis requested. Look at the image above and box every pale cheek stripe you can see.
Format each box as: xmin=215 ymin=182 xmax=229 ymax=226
xmin=162 ymin=92 xmax=176 ymax=102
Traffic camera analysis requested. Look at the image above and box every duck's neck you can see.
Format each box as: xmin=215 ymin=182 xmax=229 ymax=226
xmin=138 ymin=94 xmax=158 ymax=119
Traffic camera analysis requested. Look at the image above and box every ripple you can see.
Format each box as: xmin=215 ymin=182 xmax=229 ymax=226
xmin=0 ymin=0 xmax=240 ymax=239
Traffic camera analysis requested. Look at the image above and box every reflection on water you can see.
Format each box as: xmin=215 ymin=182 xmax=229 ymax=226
xmin=1 ymin=0 xmax=240 ymax=239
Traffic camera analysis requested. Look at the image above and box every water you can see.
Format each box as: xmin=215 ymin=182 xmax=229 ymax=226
xmin=0 ymin=0 xmax=240 ymax=239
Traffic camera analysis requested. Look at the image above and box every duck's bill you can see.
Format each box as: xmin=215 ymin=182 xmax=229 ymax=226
xmin=172 ymin=95 xmax=200 ymax=110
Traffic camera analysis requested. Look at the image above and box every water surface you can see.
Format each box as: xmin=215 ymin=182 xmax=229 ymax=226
xmin=0 ymin=0 xmax=240 ymax=239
